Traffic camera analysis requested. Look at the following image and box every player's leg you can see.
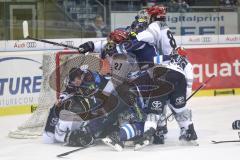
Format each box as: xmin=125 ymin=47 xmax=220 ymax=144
xmin=64 ymin=82 xmax=137 ymax=147
xmin=132 ymin=68 xmax=173 ymax=149
xmin=166 ymin=70 xmax=197 ymax=141
xmin=42 ymin=105 xmax=60 ymax=144
xmin=102 ymin=122 xmax=144 ymax=151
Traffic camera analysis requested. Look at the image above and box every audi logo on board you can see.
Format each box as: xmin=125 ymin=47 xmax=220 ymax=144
xmin=26 ymin=42 xmax=37 ymax=48
xmin=65 ymin=41 xmax=74 ymax=46
xmin=201 ymin=37 xmax=212 ymax=43
xmin=13 ymin=41 xmax=37 ymax=48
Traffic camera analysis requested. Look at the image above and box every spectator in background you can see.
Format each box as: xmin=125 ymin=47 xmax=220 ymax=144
xmin=177 ymin=0 xmax=189 ymax=12
xmin=147 ymin=0 xmax=157 ymax=6
xmin=168 ymin=0 xmax=189 ymax=12
xmin=141 ymin=0 xmax=157 ymax=7
xmin=85 ymin=15 xmax=108 ymax=38
xmin=185 ymin=0 xmax=195 ymax=6
xmin=220 ymin=0 xmax=238 ymax=6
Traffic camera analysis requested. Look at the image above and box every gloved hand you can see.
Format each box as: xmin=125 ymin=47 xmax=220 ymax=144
xmin=78 ymin=41 xmax=94 ymax=54
xmin=65 ymin=127 xmax=94 ymax=147
xmin=232 ymin=120 xmax=240 ymax=130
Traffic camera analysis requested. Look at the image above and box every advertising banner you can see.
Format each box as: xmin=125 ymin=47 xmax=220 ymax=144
xmin=1 ymin=35 xmax=240 ymax=52
xmin=0 ymin=38 xmax=106 ymax=52
xmin=188 ymin=47 xmax=240 ymax=90
xmin=111 ymin=12 xmax=238 ymax=35
xmin=0 ymin=52 xmax=43 ymax=109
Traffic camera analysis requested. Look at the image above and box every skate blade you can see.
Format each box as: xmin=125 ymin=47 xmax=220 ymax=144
xmin=180 ymin=139 xmax=199 ymax=146
xmin=134 ymin=140 xmax=150 ymax=151
xmin=102 ymin=138 xmax=123 ymax=152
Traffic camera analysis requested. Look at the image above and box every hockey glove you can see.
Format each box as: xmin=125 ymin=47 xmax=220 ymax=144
xmin=78 ymin=41 xmax=94 ymax=54
xmin=232 ymin=120 xmax=240 ymax=130
xmin=65 ymin=127 xmax=94 ymax=147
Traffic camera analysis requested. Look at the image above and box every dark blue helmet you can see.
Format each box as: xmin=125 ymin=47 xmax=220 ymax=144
xmin=130 ymin=18 xmax=148 ymax=34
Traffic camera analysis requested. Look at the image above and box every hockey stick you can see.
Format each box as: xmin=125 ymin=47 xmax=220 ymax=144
xmin=57 ymin=147 xmax=86 ymax=157
xmin=211 ymin=132 xmax=240 ymax=144
xmin=211 ymin=140 xmax=240 ymax=144
xmin=164 ymin=75 xmax=215 ymax=122
xmin=186 ymin=75 xmax=215 ymax=102
xmin=22 ymin=21 xmax=82 ymax=51
xmin=57 ymin=143 xmax=96 ymax=158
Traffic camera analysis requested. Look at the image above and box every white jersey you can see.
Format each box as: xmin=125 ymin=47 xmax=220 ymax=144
xmin=136 ymin=21 xmax=177 ymax=56
xmin=93 ymin=40 xmax=107 ymax=54
xmin=157 ymin=54 xmax=193 ymax=98
xmin=136 ymin=21 xmax=192 ymax=96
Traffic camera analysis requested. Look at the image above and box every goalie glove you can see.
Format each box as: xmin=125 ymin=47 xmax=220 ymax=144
xmin=78 ymin=41 xmax=95 ymax=54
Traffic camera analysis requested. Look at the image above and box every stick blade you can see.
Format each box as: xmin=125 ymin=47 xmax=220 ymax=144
xmin=23 ymin=20 xmax=29 ymax=38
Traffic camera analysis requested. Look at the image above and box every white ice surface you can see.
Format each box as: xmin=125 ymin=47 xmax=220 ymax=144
xmin=0 ymin=96 xmax=240 ymax=160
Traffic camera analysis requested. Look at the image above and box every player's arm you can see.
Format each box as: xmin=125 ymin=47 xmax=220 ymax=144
xmin=116 ymin=39 xmax=146 ymax=54
xmin=135 ymin=23 xmax=157 ymax=45
xmin=78 ymin=40 xmax=107 ymax=55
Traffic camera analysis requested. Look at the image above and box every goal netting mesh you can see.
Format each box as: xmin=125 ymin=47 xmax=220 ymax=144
xmin=8 ymin=51 xmax=108 ymax=139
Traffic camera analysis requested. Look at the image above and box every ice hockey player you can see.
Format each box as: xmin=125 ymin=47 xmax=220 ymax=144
xmin=43 ymin=63 xmax=153 ymax=148
xmin=135 ymin=5 xmax=177 ymax=56
xmin=43 ymin=67 xmax=108 ymax=145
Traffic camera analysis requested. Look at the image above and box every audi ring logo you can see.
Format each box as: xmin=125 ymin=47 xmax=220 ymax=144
xmin=65 ymin=41 xmax=74 ymax=46
xmin=26 ymin=42 xmax=37 ymax=48
xmin=201 ymin=37 xmax=212 ymax=43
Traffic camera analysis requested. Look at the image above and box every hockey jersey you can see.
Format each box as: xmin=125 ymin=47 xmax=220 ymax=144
xmin=136 ymin=21 xmax=177 ymax=56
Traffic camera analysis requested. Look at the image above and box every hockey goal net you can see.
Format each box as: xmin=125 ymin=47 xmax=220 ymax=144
xmin=8 ymin=50 xmax=110 ymax=139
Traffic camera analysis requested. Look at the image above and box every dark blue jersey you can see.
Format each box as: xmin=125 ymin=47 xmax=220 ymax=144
xmin=116 ymin=39 xmax=157 ymax=68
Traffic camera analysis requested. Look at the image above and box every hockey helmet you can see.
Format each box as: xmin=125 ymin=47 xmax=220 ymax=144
xmin=108 ymin=29 xmax=129 ymax=44
xmin=146 ymin=5 xmax=167 ymax=21
xmin=130 ymin=18 xmax=148 ymax=34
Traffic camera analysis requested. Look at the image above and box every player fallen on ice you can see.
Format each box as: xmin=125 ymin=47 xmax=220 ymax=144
xmin=43 ymin=62 xmax=152 ymax=148
xmin=43 ymin=67 xmax=110 ymax=146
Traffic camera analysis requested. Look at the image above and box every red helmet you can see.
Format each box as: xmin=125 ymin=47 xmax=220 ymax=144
xmin=146 ymin=5 xmax=167 ymax=19
xmin=109 ymin=29 xmax=129 ymax=44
